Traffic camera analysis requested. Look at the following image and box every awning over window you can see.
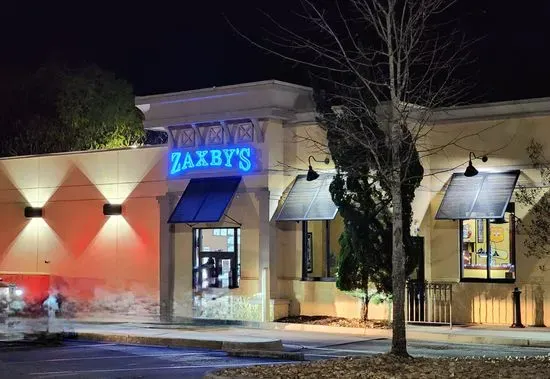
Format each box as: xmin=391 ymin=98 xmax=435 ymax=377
xmin=276 ymin=174 xmax=338 ymax=221
xmin=435 ymin=170 xmax=520 ymax=220
xmin=168 ymin=176 xmax=241 ymax=223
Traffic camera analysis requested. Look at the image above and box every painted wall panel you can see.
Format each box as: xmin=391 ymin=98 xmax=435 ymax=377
xmin=0 ymin=146 xmax=166 ymax=318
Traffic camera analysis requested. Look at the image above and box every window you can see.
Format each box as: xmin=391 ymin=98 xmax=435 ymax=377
xmin=302 ymin=214 xmax=344 ymax=281
xmin=460 ymin=212 xmax=516 ymax=282
xmin=212 ymin=228 xmax=228 ymax=237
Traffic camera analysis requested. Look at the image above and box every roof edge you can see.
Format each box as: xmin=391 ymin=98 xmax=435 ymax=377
xmin=135 ymin=80 xmax=312 ymax=105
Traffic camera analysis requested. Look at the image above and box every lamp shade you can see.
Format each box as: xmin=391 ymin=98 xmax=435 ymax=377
xmin=24 ymin=207 xmax=43 ymax=218
xmin=306 ymin=165 xmax=320 ymax=181
xmin=103 ymin=204 xmax=122 ymax=216
xmin=464 ymin=161 xmax=479 ymax=177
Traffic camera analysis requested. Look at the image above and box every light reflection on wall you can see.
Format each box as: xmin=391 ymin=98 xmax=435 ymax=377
xmin=1 ymin=218 xmax=61 ymax=273
xmin=75 ymin=149 xmax=164 ymax=204
xmin=1 ymin=157 xmax=71 ymax=208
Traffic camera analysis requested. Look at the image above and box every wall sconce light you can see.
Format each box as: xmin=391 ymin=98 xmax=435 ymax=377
xmin=24 ymin=207 xmax=43 ymax=218
xmin=307 ymin=156 xmax=330 ymax=181
xmin=103 ymin=204 xmax=122 ymax=216
xmin=464 ymin=152 xmax=488 ymax=177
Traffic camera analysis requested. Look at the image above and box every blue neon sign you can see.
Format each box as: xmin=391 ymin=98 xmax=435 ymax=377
xmin=170 ymin=146 xmax=255 ymax=176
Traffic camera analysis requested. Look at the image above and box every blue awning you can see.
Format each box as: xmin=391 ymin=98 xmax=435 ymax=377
xmin=168 ymin=176 xmax=241 ymax=223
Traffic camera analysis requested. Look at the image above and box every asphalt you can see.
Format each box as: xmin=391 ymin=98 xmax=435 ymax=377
xmin=1 ymin=336 xmax=548 ymax=379
xmin=0 ymin=340 xmax=293 ymax=378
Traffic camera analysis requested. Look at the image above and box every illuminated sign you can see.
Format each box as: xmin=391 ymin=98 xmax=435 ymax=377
xmin=170 ymin=146 xmax=255 ymax=176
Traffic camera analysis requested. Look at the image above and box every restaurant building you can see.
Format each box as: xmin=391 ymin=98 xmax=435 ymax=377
xmin=1 ymin=80 xmax=549 ymax=327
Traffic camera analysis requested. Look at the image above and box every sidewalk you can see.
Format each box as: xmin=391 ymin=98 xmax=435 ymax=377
xmin=2 ymin=318 xmax=283 ymax=351
xmin=268 ymin=322 xmax=550 ymax=347
xmin=3 ymin=317 xmax=550 ymax=349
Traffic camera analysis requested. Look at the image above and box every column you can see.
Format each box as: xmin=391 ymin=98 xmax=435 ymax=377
xmin=157 ymin=193 xmax=176 ymax=322
xmin=256 ymin=189 xmax=278 ymax=321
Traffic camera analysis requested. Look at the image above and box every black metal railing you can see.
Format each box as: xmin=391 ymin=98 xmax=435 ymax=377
xmin=406 ymin=280 xmax=453 ymax=327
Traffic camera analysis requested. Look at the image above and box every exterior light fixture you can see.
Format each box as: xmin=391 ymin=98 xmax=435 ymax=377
xmin=103 ymin=204 xmax=122 ymax=216
xmin=464 ymin=152 xmax=488 ymax=177
xmin=24 ymin=207 xmax=43 ymax=218
xmin=307 ymin=156 xmax=330 ymax=181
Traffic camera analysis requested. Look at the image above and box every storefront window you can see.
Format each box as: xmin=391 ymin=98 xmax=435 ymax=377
xmin=302 ymin=214 xmax=344 ymax=280
xmin=460 ymin=213 xmax=515 ymax=281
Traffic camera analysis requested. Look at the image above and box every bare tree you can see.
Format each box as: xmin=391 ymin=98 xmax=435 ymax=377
xmin=231 ymin=0 xmax=472 ymax=356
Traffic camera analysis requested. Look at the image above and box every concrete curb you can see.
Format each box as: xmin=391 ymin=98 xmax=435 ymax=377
xmin=203 ymin=372 xmax=248 ymax=379
xmin=225 ymin=348 xmax=305 ymax=361
xmin=62 ymin=332 xmax=284 ymax=351
xmin=0 ymin=332 xmax=25 ymax=342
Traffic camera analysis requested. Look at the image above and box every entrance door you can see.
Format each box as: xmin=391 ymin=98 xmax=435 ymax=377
xmin=192 ymin=228 xmax=240 ymax=292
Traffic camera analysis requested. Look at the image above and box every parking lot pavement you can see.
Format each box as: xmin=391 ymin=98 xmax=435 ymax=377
xmin=0 ymin=341 xmax=295 ymax=379
xmin=2 ymin=335 xmax=548 ymax=379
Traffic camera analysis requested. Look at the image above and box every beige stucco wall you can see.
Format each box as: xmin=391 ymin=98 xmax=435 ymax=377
xmin=164 ymin=119 xmax=371 ymax=321
xmin=0 ymin=146 xmax=167 ymax=316
xmin=12 ymin=100 xmax=550 ymax=325
xmin=273 ymin=122 xmax=370 ymax=319
xmin=413 ymin=115 xmax=550 ymax=326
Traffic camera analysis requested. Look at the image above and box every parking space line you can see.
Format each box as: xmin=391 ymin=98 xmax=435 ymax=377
xmin=45 ymin=343 xmax=119 ymax=349
xmin=30 ymin=361 xmax=297 ymax=377
xmin=7 ymin=351 xmax=219 ymax=364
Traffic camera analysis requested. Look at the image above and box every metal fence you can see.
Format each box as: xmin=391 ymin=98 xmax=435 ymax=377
xmin=406 ymin=281 xmax=453 ymax=328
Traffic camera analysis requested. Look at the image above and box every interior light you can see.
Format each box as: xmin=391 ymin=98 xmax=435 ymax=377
xmin=24 ymin=207 xmax=43 ymax=218
xmin=103 ymin=204 xmax=123 ymax=216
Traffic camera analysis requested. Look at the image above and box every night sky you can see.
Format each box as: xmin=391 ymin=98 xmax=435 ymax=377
xmin=1 ymin=1 xmax=549 ymax=102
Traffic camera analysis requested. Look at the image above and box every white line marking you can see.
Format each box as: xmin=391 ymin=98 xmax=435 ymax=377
xmin=7 ymin=352 xmax=215 ymax=363
xmin=30 ymin=361 xmax=297 ymax=376
xmin=48 ymin=343 xmax=119 ymax=349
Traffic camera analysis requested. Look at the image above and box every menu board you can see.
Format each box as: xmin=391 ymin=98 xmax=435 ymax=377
xmin=436 ymin=171 xmax=519 ymax=220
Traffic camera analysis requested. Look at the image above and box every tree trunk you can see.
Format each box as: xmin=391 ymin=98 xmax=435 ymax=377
xmin=389 ymin=123 xmax=409 ymax=357
xmin=361 ymin=294 xmax=369 ymax=322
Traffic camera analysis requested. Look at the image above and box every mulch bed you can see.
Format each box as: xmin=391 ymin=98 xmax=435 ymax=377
xmin=276 ymin=315 xmax=391 ymax=329
xmin=212 ymin=354 xmax=550 ymax=378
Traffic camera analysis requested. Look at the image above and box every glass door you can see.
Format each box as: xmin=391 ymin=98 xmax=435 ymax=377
xmin=192 ymin=228 xmax=240 ymax=292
